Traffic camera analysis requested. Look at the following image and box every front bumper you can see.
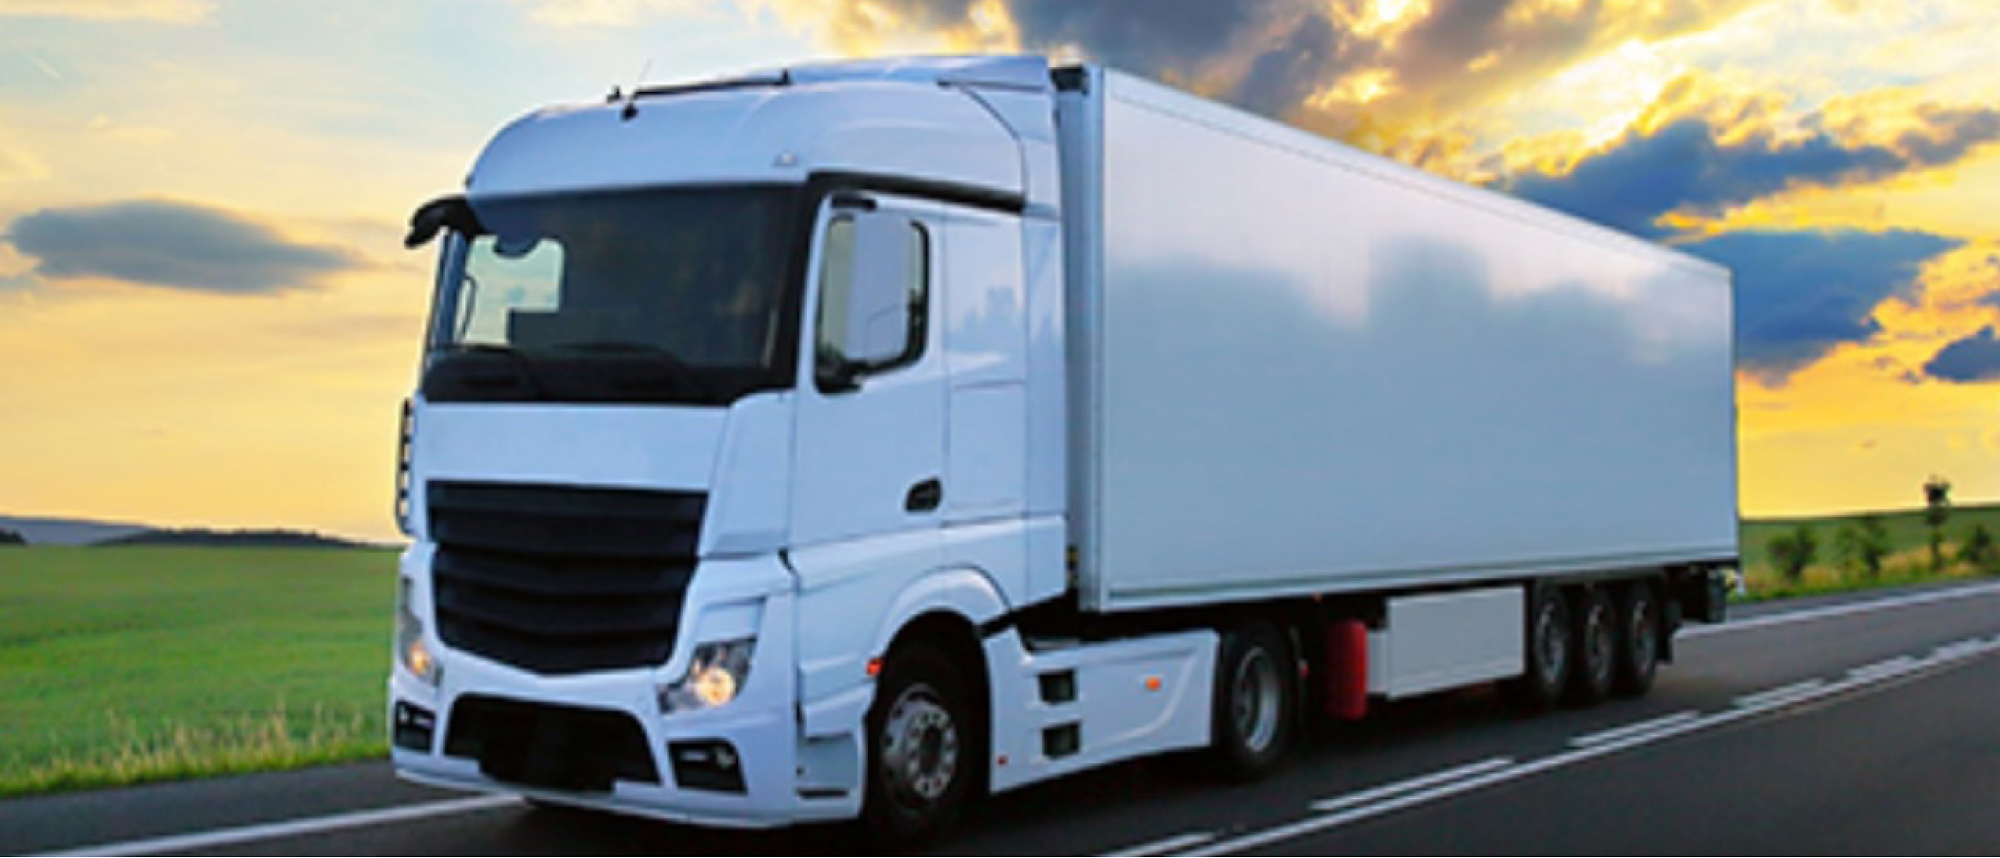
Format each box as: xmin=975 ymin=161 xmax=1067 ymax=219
xmin=388 ymin=548 xmax=862 ymax=828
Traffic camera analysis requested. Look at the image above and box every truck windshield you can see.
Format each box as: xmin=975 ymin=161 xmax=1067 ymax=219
xmin=423 ymin=185 xmax=800 ymax=406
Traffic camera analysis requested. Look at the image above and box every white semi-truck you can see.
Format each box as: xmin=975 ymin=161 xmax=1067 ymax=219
xmin=390 ymin=54 xmax=1736 ymax=842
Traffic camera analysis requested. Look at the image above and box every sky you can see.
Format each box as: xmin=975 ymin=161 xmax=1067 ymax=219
xmin=1 ymin=0 xmax=1996 ymax=542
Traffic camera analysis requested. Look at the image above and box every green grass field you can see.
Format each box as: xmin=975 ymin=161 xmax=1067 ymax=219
xmin=1739 ymin=502 xmax=2000 ymax=599
xmin=0 ymin=546 xmax=396 ymax=797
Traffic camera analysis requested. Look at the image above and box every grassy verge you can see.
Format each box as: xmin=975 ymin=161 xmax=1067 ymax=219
xmin=1738 ymin=503 xmax=2000 ymax=600
xmin=0 ymin=546 xmax=395 ymax=798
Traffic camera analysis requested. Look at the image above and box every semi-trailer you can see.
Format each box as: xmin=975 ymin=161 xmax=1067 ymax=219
xmin=390 ymin=54 xmax=1736 ymax=843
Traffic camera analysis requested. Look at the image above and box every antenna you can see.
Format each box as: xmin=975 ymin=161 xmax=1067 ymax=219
xmin=620 ymin=58 xmax=653 ymax=121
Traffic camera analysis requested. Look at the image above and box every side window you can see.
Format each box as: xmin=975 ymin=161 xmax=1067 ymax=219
xmin=815 ymin=212 xmax=929 ymax=392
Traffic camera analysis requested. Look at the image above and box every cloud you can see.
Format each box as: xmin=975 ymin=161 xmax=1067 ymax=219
xmin=761 ymin=0 xmax=1758 ymax=131
xmin=519 ymin=0 xmax=703 ymax=27
xmin=1679 ymin=229 xmax=1961 ymax=382
xmin=1506 ymin=92 xmax=2000 ymax=236
xmin=1231 ymin=12 xmax=1361 ymax=119
xmin=0 ymin=0 xmax=214 ymax=24
xmin=1924 ymin=327 xmax=2000 ymax=383
xmin=4 ymin=200 xmax=365 ymax=295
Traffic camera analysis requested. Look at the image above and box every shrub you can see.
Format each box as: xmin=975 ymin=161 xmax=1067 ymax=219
xmin=1767 ymin=525 xmax=1817 ymax=585
xmin=1961 ymin=523 xmax=1997 ymax=574
xmin=1835 ymin=515 xmax=1891 ymax=580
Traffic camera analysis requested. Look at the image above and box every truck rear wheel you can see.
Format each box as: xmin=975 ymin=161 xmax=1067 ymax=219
xmin=863 ymin=643 xmax=975 ymax=846
xmin=1613 ymin=581 xmax=1661 ymax=697
xmin=1205 ymin=623 xmax=1295 ymax=780
xmin=1565 ymin=586 xmax=1616 ymax=705
xmin=1501 ymin=583 xmax=1570 ymax=710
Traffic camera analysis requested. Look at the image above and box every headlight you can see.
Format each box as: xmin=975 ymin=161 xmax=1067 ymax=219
xmin=659 ymin=638 xmax=756 ymax=713
xmin=395 ymin=578 xmax=441 ymax=686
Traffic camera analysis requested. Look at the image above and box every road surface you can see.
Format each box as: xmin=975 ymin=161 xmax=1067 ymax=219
xmin=7 ymin=579 xmax=2000 ymax=856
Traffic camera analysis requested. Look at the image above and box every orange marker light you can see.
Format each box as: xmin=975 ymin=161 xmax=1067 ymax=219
xmin=866 ymin=657 xmax=883 ymax=678
xmin=1144 ymin=675 xmax=1162 ymax=692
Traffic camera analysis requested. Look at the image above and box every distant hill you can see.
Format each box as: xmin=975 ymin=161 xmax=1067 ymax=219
xmin=0 ymin=515 xmax=149 ymax=546
xmin=0 ymin=514 xmax=390 ymax=549
xmin=96 ymin=528 xmax=378 ymax=549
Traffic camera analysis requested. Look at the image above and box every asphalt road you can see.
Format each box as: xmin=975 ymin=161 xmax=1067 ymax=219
xmin=7 ymin=579 xmax=2000 ymax=856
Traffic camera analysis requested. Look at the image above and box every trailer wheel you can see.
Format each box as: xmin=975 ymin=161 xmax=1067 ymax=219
xmin=1566 ymin=586 xmax=1616 ymax=705
xmin=1501 ymin=583 xmax=1570 ymax=711
xmin=1613 ymin=581 xmax=1661 ymax=697
xmin=1206 ymin=623 xmax=1295 ymax=780
xmin=863 ymin=643 xmax=975 ymax=845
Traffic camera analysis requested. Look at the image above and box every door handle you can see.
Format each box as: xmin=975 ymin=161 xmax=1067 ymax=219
xmin=905 ymin=478 xmax=942 ymax=513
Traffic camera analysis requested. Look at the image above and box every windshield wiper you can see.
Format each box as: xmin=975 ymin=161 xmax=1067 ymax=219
xmin=547 ymin=341 xmax=716 ymax=401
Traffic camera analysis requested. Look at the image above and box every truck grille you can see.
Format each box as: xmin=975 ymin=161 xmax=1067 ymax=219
xmin=428 ymin=481 xmax=705 ymax=674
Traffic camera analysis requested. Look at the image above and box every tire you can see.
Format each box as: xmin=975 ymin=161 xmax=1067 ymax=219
xmin=1613 ymin=581 xmax=1661 ymax=697
xmin=1205 ymin=623 xmax=1296 ymax=781
xmin=1566 ymin=586 xmax=1616 ymax=706
xmin=1501 ymin=583 xmax=1571 ymax=711
xmin=862 ymin=643 xmax=977 ymax=846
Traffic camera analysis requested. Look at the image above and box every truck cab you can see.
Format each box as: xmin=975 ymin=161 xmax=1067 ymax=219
xmin=390 ymin=55 xmax=1098 ymax=838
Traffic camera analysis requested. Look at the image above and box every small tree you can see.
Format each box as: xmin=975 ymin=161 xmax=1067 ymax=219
xmin=1961 ymin=523 xmax=1997 ymax=574
xmin=1835 ymin=514 xmax=1891 ymax=580
xmin=1767 ymin=524 xmax=1817 ymax=585
xmin=1923 ymin=475 xmax=1952 ymax=571
xmin=0 ymin=527 xmax=24 ymax=546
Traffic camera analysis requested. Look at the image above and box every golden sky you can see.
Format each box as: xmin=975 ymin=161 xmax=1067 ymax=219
xmin=3 ymin=0 xmax=1997 ymax=541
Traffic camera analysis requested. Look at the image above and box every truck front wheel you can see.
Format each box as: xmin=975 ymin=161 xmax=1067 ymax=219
xmin=1205 ymin=623 xmax=1295 ymax=780
xmin=863 ymin=643 xmax=976 ymax=845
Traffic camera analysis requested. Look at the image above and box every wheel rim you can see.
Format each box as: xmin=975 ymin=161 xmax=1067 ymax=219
xmin=1629 ymin=594 xmax=1656 ymax=671
xmin=1584 ymin=598 xmax=1613 ymax=685
xmin=1536 ymin=600 xmax=1568 ymax=686
xmin=880 ymin=683 xmax=960 ymax=807
xmin=1232 ymin=648 xmax=1283 ymax=753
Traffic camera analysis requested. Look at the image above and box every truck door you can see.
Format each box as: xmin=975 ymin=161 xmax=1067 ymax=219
xmin=791 ymin=194 xmax=948 ymax=550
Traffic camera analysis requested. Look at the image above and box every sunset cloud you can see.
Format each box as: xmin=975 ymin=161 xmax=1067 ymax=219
xmin=1505 ymin=83 xmax=2000 ymax=236
xmin=1924 ymin=326 xmax=2000 ymax=383
xmin=5 ymin=200 xmax=365 ymax=295
xmin=1684 ymin=229 xmax=1960 ymax=382
xmin=755 ymin=0 xmax=1760 ymax=134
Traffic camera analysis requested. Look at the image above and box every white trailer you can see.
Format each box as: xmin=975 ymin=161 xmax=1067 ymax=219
xmin=389 ymin=55 xmax=1736 ymax=843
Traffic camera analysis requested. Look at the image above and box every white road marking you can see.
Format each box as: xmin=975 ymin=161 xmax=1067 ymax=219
xmin=1569 ymin=711 xmax=1701 ymax=748
xmin=1681 ymin=580 xmax=2000 ymax=639
xmin=1309 ymin=757 xmax=1514 ymax=812
xmin=1100 ymin=831 xmax=1216 ymax=857
xmin=1733 ymin=679 xmax=1827 ymax=709
xmin=32 ymin=794 xmax=518 ymax=858
xmin=1847 ymin=655 xmax=1916 ymax=681
xmin=1932 ymin=637 xmax=1986 ymax=659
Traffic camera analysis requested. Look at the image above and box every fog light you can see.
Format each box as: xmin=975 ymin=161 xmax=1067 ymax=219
xmin=669 ymin=740 xmax=747 ymax=793
xmin=659 ymin=638 xmax=755 ymax=713
xmin=393 ymin=701 xmax=436 ymax=751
